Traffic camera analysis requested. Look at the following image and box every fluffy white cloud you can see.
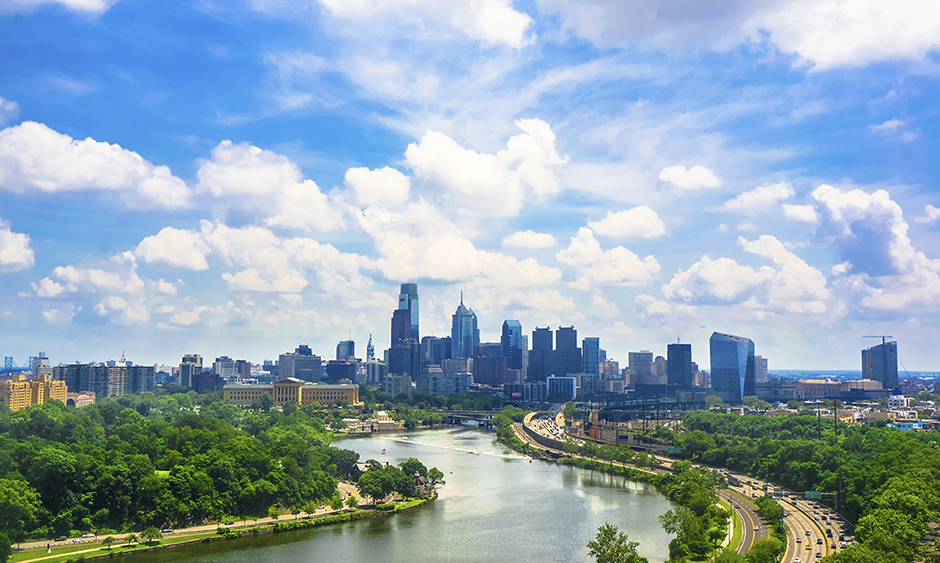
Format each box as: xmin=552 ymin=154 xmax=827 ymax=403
xmin=0 ymin=97 xmax=19 ymax=126
xmin=0 ymin=122 xmax=191 ymax=209
xmin=658 ymin=165 xmax=722 ymax=191
xmin=0 ymin=217 xmax=34 ymax=272
xmin=501 ymin=230 xmax=557 ymax=248
xmin=913 ymin=204 xmax=940 ymax=224
xmin=196 ymin=140 xmax=300 ymax=197
xmin=814 ymin=185 xmax=940 ymax=311
xmin=555 ymin=228 xmax=660 ymax=290
xmin=136 ymin=227 xmax=211 ymax=270
xmin=265 ymin=180 xmax=346 ymax=232
xmin=720 ymin=181 xmax=794 ymax=213
xmin=42 ymin=305 xmax=78 ymax=324
xmin=0 ymin=0 xmax=119 ymax=14
xmin=588 ymin=206 xmax=666 ymax=239
xmin=405 ymin=119 xmax=568 ymax=217
xmin=737 ymin=235 xmax=830 ymax=314
xmin=316 ymin=0 xmax=533 ymax=48
xmin=782 ymin=203 xmax=819 ymax=223
xmin=662 ymin=255 xmax=772 ymax=303
xmin=537 ymin=0 xmax=940 ymax=69
xmin=345 ymin=166 xmax=411 ymax=208
xmin=43 ymin=252 xmax=145 ymax=295
xmin=357 ymin=200 xmax=561 ymax=285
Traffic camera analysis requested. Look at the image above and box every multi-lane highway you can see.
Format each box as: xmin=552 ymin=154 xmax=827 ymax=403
xmin=717 ymin=488 xmax=767 ymax=555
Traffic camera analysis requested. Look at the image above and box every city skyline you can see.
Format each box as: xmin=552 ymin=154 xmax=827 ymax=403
xmin=1 ymin=2 xmax=940 ymax=370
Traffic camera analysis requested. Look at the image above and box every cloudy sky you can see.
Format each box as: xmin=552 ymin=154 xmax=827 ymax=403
xmin=1 ymin=0 xmax=939 ymax=371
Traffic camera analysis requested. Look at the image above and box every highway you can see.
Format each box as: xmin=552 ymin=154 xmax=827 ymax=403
xmin=717 ymin=488 xmax=767 ymax=555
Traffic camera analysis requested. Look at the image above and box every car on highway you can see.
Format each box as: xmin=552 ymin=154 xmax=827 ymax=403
xmin=753 ymin=526 xmax=759 ymax=531
xmin=797 ymin=538 xmax=802 ymax=543
xmin=794 ymin=558 xmax=800 ymax=563
xmin=806 ymin=530 xmax=812 ymax=536
xmin=816 ymin=553 xmax=822 ymax=559
xmin=82 ymin=533 xmax=94 ymax=538
xmin=225 ymin=521 xmax=235 ymax=525
xmin=162 ymin=529 xmax=174 ymax=534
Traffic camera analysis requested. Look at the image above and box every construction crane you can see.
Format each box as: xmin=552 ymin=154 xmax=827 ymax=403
xmin=862 ymin=335 xmax=894 ymax=345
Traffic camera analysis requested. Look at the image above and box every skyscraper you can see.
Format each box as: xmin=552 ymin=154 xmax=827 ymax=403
xmin=391 ymin=309 xmax=412 ymax=347
xmin=337 ymin=340 xmax=355 ymax=360
xmin=709 ymin=332 xmax=755 ymax=404
xmin=554 ymin=326 xmax=581 ymax=376
xmin=528 ymin=327 xmax=553 ymax=382
xmin=450 ymin=293 xmax=479 ymax=359
xmin=582 ymin=337 xmax=600 ymax=375
xmin=862 ymin=340 xmax=898 ymax=390
xmin=667 ymin=342 xmax=693 ymax=388
xmin=398 ymin=283 xmax=419 ymax=341
xmin=180 ymin=353 xmax=202 ymax=388
xmin=501 ymin=320 xmax=524 ymax=370
xmin=755 ymin=355 xmax=768 ymax=384
xmin=628 ymin=351 xmax=653 ymax=386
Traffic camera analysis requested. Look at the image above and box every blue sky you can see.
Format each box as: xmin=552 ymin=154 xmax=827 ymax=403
xmin=1 ymin=0 xmax=939 ymax=371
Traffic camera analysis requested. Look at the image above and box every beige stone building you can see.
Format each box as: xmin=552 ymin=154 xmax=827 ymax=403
xmin=1 ymin=374 xmax=68 ymax=412
xmin=224 ymin=378 xmax=359 ymax=407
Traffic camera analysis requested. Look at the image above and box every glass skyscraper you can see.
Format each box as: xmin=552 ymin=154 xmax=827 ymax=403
xmin=501 ymin=320 xmax=524 ymax=370
xmin=667 ymin=342 xmax=693 ymax=388
xmin=862 ymin=340 xmax=898 ymax=390
xmin=709 ymin=332 xmax=755 ymax=404
xmin=398 ymin=283 xmax=419 ymax=341
xmin=450 ymin=293 xmax=479 ymax=359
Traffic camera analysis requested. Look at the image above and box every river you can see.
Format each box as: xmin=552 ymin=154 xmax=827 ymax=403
xmin=120 ymin=426 xmax=673 ymax=562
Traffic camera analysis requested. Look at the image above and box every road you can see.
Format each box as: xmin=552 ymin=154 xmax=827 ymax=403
xmin=15 ymin=481 xmax=364 ymax=554
xmin=716 ymin=488 xmax=766 ymax=555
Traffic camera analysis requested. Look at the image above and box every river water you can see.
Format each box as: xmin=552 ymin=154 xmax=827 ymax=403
xmin=121 ymin=427 xmax=672 ymax=562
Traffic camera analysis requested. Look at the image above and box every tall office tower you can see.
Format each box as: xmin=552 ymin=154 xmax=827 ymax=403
xmin=213 ymin=356 xmax=236 ymax=380
xmin=667 ymin=342 xmax=693 ymax=388
xmin=398 ymin=283 xmax=419 ymax=341
xmin=180 ymin=354 xmax=203 ymax=388
xmin=279 ymin=347 xmax=322 ymax=382
xmin=450 ymin=293 xmax=479 ymax=358
xmin=628 ymin=351 xmax=653 ymax=386
xmin=337 ymin=340 xmax=355 ymax=360
xmin=521 ymin=335 xmax=529 ymax=378
xmin=862 ymin=340 xmax=898 ymax=390
xmin=755 ymin=355 xmax=768 ymax=384
xmin=582 ymin=337 xmax=600 ymax=375
xmin=528 ymin=327 xmax=553 ymax=382
xmin=501 ymin=320 xmax=524 ymax=370
xmin=367 ymin=335 xmax=375 ymax=361
xmin=554 ymin=326 xmax=581 ymax=376
xmin=709 ymin=332 xmax=756 ymax=404
xmin=388 ymin=341 xmax=419 ymax=377
xmin=391 ymin=309 xmax=412 ymax=347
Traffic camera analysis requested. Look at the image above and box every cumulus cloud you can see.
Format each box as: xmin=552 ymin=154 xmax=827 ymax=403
xmin=658 ymin=165 xmax=722 ymax=192
xmin=813 ymin=184 xmax=940 ymax=311
xmin=914 ymin=204 xmax=940 ymax=224
xmin=0 ymin=0 xmax=119 ymax=14
xmin=136 ymin=227 xmax=211 ymax=271
xmin=0 ymin=217 xmax=35 ymax=272
xmin=588 ymin=206 xmax=666 ymax=239
xmin=501 ymin=230 xmax=557 ymax=248
xmin=265 ymin=179 xmax=346 ymax=231
xmin=0 ymin=97 xmax=19 ymax=126
xmin=42 ymin=305 xmax=78 ymax=324
xmin=720 ymin=182 xmax=794 ymax=214
xmin=0 ymin=121 xmax=191 ymax=209
xmin=196 ymin=140 xmax=300 ymax=197
xmin=537 ymin=0 xmax=940 ymax=69
xmin=356 ymin=200 xmax=561 ymax=286
xmin=405 ymin=118 xmax=568 ymax=217
xmin=316 ymin=0 xmax=534 ymax=48
xmin=345 ymin=166 xmax=411 ymax=208
xmin=555 ymin=227 xmax=660 ymax=290
xmin=782 ymin=203 xmax=819 ymax=223
xmin=662 ymin=235 xmax=831 ymax=315
xmin=40 ymin=252 xmax=145 ymax=295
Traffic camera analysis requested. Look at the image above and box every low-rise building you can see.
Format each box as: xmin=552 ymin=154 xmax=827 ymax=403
xmin=223 ymin=378 xmax=359 ymax=407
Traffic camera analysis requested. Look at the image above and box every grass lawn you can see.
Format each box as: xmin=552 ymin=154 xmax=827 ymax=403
xmin=11 ymin=533 xmax=219 ymax=563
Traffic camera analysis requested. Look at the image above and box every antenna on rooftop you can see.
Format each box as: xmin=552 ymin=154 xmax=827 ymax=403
xmin=862 ymin=335 xmax=893 ymax=345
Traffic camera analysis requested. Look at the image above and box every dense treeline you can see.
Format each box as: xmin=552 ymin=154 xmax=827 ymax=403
xmin=0 ymin=391 xmax=361 ymax=545
xmin=681 ymin=411 xmax=940 ymax=562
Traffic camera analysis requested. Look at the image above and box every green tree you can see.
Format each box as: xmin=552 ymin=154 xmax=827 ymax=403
xmin=0 ymin=479 xmax=42 ymax=543
xmin=357 ymin=471 xmax=385 ymax=506
xmin=564 ymin=402 xmax=576 ymax=422
xmin=268 ymin=505 xmax=280 ymax=520
xmin=819 ymin=544 xmax=906 ymax=563
xmin=399 ymin=457 xmax=428 ymax=478
xmin=586 ymin=522 xmax=648 ymax=563
xmin=102 ymin=536 xmax=115 ymax=550
xmin=345 ymin=495 xmax=358 ymax=509
xmin=0 ymin=532 xmax=10 ymax=563
xmin=330 ymin=493 xmax=344 ymax=511
xmin=716 ymin=548 xmax=745 ymax=562
xmin=125 ymin=534 xmax=138 ymax=546
xmin=681 ymin=430 xmax=716 ymax=459
xmin=744 ymin=537 xmax=782 ymax=563
xmin=428 ymin=467 xmax=445 ymax=488
xmin=140 ymin=527 xmax=163 ymax=546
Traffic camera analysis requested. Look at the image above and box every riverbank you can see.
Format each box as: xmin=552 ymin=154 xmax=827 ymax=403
xmin=13 ymin=497 xmax=434 ymax=563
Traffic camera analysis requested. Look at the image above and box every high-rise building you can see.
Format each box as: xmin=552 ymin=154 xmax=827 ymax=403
xmin=367 ymin=334 xmax=375 ymax=361
xmin=528 ymin=327 xmax=553 ymax=382
xmin=709 ymin=332 xmax=756 ymax=404
xmin=546 ymin=375 xmax=577 ymax=400
xmin=628 ymin=351 xmax=653 ymax=386
xmin=862 ymin=340 xmax=898 ymax=390
xmin=667 ymin=342 xmax=693 ymax=388
xmin=398 ymin=283 xmax=419 ymax=341
xmin=214 ymin=356 xmax=236 ymax=380
xmin=337 ymin=340 xmax=355 ymax=360
xmin=554 ymin=326 xmax=581 ymax=376
xmin=582 ymin=337 xmax=600 ymax=375
xmin=180 ymin=353 xmax=202 ymax=388
xmin=755 ymin=355 xmax=768 ymax=384
xmin=420 ymin=336 xmax=452 ymax=368
xmin=501 ymin=320 xmax=524 ymax=370
xmin=451 ymin=293 xmax=479 ymax=359
xmin=279 ymin=348 xmax=322 ymax=382
xmin=1 ymin=373 xmax=67 ymax=411
xmin=391 ymin=309 xmax=412 ymax=347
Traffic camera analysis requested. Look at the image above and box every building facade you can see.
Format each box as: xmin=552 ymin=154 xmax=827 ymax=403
xmin=1 ymin=373 xmax=67 ymax=411
xmin=709 ymin=332 xmax=756 ymax=404
xmin=398 ymin=283 xmax=419 ymax=341
xmin=450 ymin=293 xmax=479 ymax=359
xmin=528 ymin=327 xmax=553 ymax=382
xmin=501 ymin=320 xmax=524 ymax=371
xmin=667 ymin=342 xmax=693 ymax=388
xmin=582 ymin=337 xmax=600 ymax=375
xmin=862 ymin=340 xmax=899 ymax=390
xmin=223 ymin=378 xmax=359 ymax=406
